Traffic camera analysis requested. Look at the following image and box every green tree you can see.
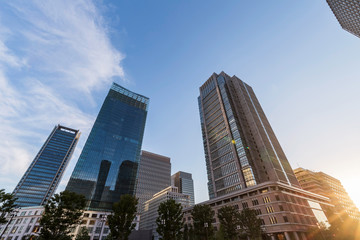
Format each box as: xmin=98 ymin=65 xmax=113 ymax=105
xmin=107 ymin=194 xmax=138 ymax=240
xmin=191 ymin=204 xmax=214 ymax=240
xmin=0 ymin=189 xmax=17 ymax=224
xmin=238 ymin=208 xmax=262 ymax=240
xmin=183 ymin=224 xmax=189 ymax=240
xmin=156 ymin=199 xmax=184 ymax=240
xmin=75 ymin=226 xmax=90 ymax=240
xmin=217 ymin=206 xmax=240 ymax=240
xmin=38 ymin=190 xmax=86 ymax=240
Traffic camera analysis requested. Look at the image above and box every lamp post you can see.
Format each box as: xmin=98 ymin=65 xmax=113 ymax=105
xmin=0 ymin=209 xmax=19 ymax=238
xmin=204 ymin=222 xmax=208 ymax=240
xmin=99 ymin=214 xmax=107 ymax=240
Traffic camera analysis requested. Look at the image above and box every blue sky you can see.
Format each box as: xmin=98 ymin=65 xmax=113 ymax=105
xmin=1 ymin=1 xmax=360 ymax=207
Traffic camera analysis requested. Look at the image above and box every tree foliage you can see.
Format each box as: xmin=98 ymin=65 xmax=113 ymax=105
xmin=238 ymin=208 xmax=262 ymax=240
xmin=107 ymin=194 xmax=138 ymax=240
xmin=75 ymin=226 xmax=90 ymax=240
xmin=325 ymin=209 xmax=360 ymax=240
xmin=156 ymin=199 xmax=184 ymax=240
xmin=38 ymin=190 xmax=86 ymax=240
xmin=191 ymin=204 xmax=214 ymax=240
xmin=0 ymin=189 xmax=17 ymax=224
xmin=217 ymin=206 xmax=240 ymax=240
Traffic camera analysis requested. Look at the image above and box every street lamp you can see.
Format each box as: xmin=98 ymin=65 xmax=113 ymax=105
xmin=0 ymin=209 xmax=19 ymax=238
xmin=204 ymin=222 xmax=208 ymax=240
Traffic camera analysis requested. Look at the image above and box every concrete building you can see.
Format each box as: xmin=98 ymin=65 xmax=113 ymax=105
xmin=0 ymin=206 xmax=139 ymax=240
xmin=13 ymin=125 xmax=80 ymax=207
xmin=136 ymin=151 xmax=171 ymax=214
xmin=171 ymin=171 xmax=195 ymax=206
xmin=326 ymin=0 xmax=360 ymax=38
xmin=183 ymin=181 xmax=332 ymax=240
xmin=194 ymin=72 xmax=332 ymax=239
xmin=294 ymin=167 xmax=360 ymax=220
xmin=140 ymin=186 xmax=190 ymax=239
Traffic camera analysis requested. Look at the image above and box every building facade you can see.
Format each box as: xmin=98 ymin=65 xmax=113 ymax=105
xmin=135 ymin=150 xmax=171 ymax=214
xmin=0 ymin=206 xmax=139 ymax=240
xmin=13 ymin=125 xmax=80 ymax=207
xmin=66 ymin=83 xmax=149 ymax=211
xmin=171 ymin=171 xmax=195 ymax=206
xmin=183 ymin=181 xmax=332 ymax=240
xmin=326 ymin=0 xmax=360 ymax=38
xmin=198 ymin=72 xmax=299 ymax=199
xmin=140 ymin=186 xmax=190 ymax=239
xmin=294 ymin=167 xmax=360 ymax=220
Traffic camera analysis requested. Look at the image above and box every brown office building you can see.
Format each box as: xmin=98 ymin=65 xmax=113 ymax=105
xmin=326 ymin=0 xmax=360 ymax=38
xmin=192 ymin=72 xmax=332 ymax=239
xmin=294 ymin=167 xmax=360 ymax=220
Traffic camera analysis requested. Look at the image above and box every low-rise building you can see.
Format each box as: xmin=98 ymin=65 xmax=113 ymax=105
xmin=183 ymin=181 xmax=332 ymax=240
xmin=140 ymin=186 xmax=190 ymax=239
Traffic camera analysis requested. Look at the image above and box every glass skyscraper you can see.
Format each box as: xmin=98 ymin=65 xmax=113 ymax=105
xmin=13 ymin=125 xmax=80 ymax=207
xmin=66 ymin=83 xmax=149 ymax=210
xmin=198 ymin=72 xmax=300 ymax=199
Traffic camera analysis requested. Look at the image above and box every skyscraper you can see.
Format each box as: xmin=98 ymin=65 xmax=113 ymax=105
xmin=171 ymin=171 xmax=195 ymax=206
xmin=198 ymin=72 xmax=299 ymax=199
xmin=13 ymin=125 xmax=80 ymax=207
xmin=294 ymin=167 xmax=360 ymax=220
xmin=190 ymin=72 xmax=332 ymax=239
xmin=326 ymin=0 xmax=360 ymax=38
xmin=66 ymin=83 xmax=149 ymax=210
xmin=135 ymin=150 xmax=171 ymax=214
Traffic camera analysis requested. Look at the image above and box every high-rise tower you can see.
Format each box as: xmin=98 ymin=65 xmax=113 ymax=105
xmin=198 ymin=72 xmax=299 ymax=199
xmin=13 ymin=125 xmax=80 ymax=207
xmin=171 ymin=171 xmax=195 ymax=206
xmin=326 ymin=0 xmax=360 ymax=38
xmin=66 ymin=83 xmax=149 ymax=210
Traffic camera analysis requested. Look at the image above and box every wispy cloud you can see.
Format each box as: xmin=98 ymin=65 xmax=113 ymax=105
xmin=0 ymin=0 xmax=124 ymax=191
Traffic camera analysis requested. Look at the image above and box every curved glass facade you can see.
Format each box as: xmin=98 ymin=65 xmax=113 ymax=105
xmin=13 ymin=125 xmax=80 ymax=207
xmin=66 ymin=83 xmax=149 ymax=210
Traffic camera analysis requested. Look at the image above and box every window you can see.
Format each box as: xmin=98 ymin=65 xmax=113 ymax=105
xmin=263 ymin=196 xmax=271 ymax=203
xmin=266 ymin=206 xmax=275 ymax=213
xmin=279 ymin=205 xmax=284 ymax=211
xmin=84 ymin=213 xmax=90 ymax=218
xmin=269 ymin=216 xmax=277 ymax=224
xmin=260 ymin=219 xmax=265 ymax=225
xmin=89 ymin=220 xmax=96 ymax=225
xmin=252 ymin=199 xmax=259 ymax=206
xmin=91 ymin=214 xmax=98 ymax=218
xmin=255 ymin=209 xmax=262 ymax=215
xmin=242 ymin=202 xmax=249 ymax=209
xmin=275 ymin=195 xmax=280 ymax=201
xmin=283 ymin=216 xmax=289 ymax=223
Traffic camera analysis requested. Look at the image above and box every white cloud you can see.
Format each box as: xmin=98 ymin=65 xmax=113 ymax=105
xmin=0 ymin=0 xmax=125 ymax=192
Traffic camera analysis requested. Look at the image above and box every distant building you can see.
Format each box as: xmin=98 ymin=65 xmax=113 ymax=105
xmin=0 ymin=206 xmax=139 ymax=240
xmin=13 ymin=125 xmax=80 ymax=207
xmin=136 ymin=150 xmax=171 ymax=214
xmin=195 ymin=72 xmax=332 ymax=239
xmin=171 ymin=171 xmax=195 ymax=206
xmin=294 ymin=167 xmax=360 ymax=220
xmin=326 ymin=0 xmax=360 ymax=38
xmin=66 ymin=83 xmax=149 ymax=211
xmin=140 ymin=186 xmax=190 ymax=239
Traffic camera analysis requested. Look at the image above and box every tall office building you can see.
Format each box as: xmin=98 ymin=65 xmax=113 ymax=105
xmin=171 ymin=171 xmax=195 ymax=206
xmin=192 ymin=72 xmax=332 ymax=239
xmin=326 ymin=0 xmax=360 ymax=38
xmin=66 ymin=83 xmax=149 ymax=210
xmin=294 ymin=167 xmax=360 ymax=220
xmin=135 ymin=150 xmax=171 ymax=214
xmin=198 ymin=72 xmax=299 ymax=199
xmin=13 ymin=125 xmax=80 ymax=207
